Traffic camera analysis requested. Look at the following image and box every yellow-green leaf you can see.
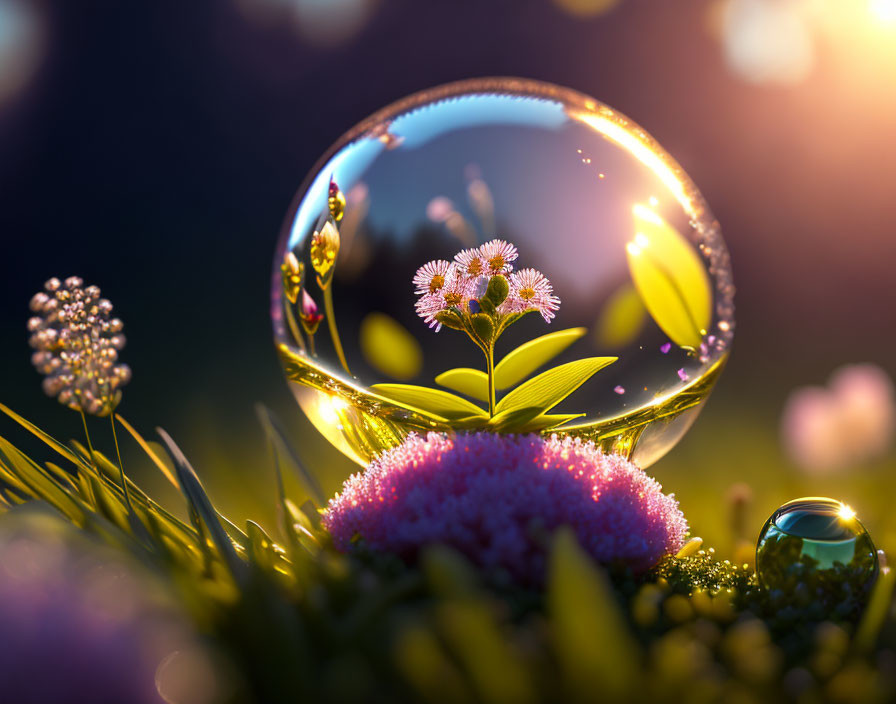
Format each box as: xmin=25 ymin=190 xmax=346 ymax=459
xmin=0 ymin=435 xmax=86 ymax=525
xmin=494 ymin=327 xmax=587 ymax=390
xmin=488 ymin=407 xmax=584 ymax=433
xmin=627 ymin=204 xmax=711 ymax=349
xmin=549 ymin=528 xmax=640 ymax=700
xmin=486 ymin=406 xmax=543 ymax=430
xmin=495 ymin=357 xmax=616 ymax=415
xmin=0 ymin=402 xmax=82 ymax=467
xmin=855 ymin=566 xmax=896 ymax=654
xmin=520 ymin=413 xmax=584 ymax=433
xmin=595 ymin=283 xmax=647 ymax=348
xmin=360 ymin=312 xmax=423 ymax=381
xmin=371 ymin=384 xmax=487 ymax=420
xmin=115 ymin=414 xmax=178 ymax=488
xmin=434 ymin=368 xmax=489 ymax=401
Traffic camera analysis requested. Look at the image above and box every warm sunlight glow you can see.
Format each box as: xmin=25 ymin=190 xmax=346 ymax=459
xmin=318 ymin=394 xmax=349 ymax=426
xmin=570 ymin=111 xmax=696 ymax=216
xmin=870 ymin=0 xmax=896 ymax=23
xmin=632 ymin=203 xmax=664 ymax=226
xmin=838 ymin=503 xmax=857 ymax=521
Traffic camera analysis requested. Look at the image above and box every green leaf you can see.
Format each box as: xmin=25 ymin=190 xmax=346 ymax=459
xmin=434 ymin=368 xmax=489 ymax=402
xmin=519 ymin=414 xmax=584 ymax=433
xmin=371 ymin=384 xmax=487 ymax=420
xmin=493 ymin=328 xmax=587 ymax=390
xmin=359 ymin=312 xmax=423 ymax=381
xmin=157 ymin=428 xmax=247 ymax=583
xmin=487 ymin=407 xmax=584 ymax=433
xmin=495 ymin=357 xmax=616 ymax=416
xmin=435 ymin=310 xmax=465 ymax=331
xmin=470 ymin=313 xmax=494 ymax=343
xmin=595 ymin=283 xmax=648 ymax=348
xmin=628 ymin=204 xmax=712 ymax=349
xmin=855 ymin=567 xmax=896 ymax=654
xmin=549 ymin=528 xmax=640 ymax=700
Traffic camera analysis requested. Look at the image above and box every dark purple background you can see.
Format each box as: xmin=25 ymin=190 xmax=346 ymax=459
xmin=2 ymin=0 xmax=895 ymax=500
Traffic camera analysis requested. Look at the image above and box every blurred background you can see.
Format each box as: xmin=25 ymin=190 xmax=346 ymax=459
xmin=2 ymin=0 xmax=895 ymax=556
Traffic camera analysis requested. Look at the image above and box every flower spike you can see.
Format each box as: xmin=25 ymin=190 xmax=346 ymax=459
xmin=28 ymin=277 xmax=131 ymax=416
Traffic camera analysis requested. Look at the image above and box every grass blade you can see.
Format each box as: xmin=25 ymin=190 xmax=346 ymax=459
xmin=854 ymin=566 xmax=896 ymax=654
xmin=115 ymin=414 xmax=178 ymax=487
xmin=255 ymin=404 xmax=326 ymax=506
xmin=549 ymin=527 xmax=640 ymax=701
xmin=0 ymin=435 xmax=87 ymax=525
xmin=157 ymin=427 xmax=246 ymax=583
xmin=0 ymin=402 xmax=82 ymax=466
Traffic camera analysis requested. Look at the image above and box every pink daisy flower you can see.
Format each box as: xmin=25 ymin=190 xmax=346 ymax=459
xmin=479 ymin=239 xmax=518 ymax=275
xmin=323 ymin=432 xmax=688 ymax=582
xmin=502 ymin=268 xmax=561 ymax=322
xmin=412 ymin=259 xmax=452 ymax=295
xmin=454 ymin=247 xmax=487 ymax=279
xmin=414 ymin=267 xmax=472 ymax=331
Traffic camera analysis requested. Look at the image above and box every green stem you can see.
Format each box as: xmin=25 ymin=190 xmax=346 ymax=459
xmin=79 ymin=409 xmax=99 ymax=507
xmin=321 ymin=282 xmax=350 ymax=375
xmin=485 ymin=344 xmax=496 ymax=417
xmin=110 ymin=414 xmax=135 ymax=514
xmin=80 ymin=409 xmax=95 ymax=460
xmin=308 ymin=333 xmax=316 ymax=357
xmin=284 ymin=301 xmax=306 ymax=352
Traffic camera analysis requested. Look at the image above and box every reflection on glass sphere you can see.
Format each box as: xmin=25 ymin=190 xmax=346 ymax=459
xmin=756 ymin=497 xmax=878 ymax=591
xmin=272 ymin=78 xmax=735 ymax=466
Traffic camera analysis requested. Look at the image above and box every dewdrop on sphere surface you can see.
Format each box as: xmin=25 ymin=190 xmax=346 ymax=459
xmin=272 ymin=78 xmax=735 ymax=466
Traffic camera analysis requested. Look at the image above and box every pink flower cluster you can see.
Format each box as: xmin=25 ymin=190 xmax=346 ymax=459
xmin=413 ymin=240 xmax=560 ymax=331
xmin=323 ymin=432 xmax=687 ymax=581
xmin=781 ymin=363 xmax=895 ymax=474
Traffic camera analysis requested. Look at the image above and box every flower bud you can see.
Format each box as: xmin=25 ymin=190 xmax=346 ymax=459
xmin=485 ymin=274 xmax=509 ymax=307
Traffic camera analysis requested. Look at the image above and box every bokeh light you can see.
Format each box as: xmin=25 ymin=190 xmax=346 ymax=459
xmin=551 ymin=0 xmax=620 ymax=18
xmin=719 ymin=0 xmax=814 ymax=85
xmin=236 ymin=0 xmax=378 ymax=47
xmin=0 ymin=0 xmax=43 ymax=105
xmin=869 ymin=0 xmax=896 ymax=23
xmin=712 ymin=0 xmax=896 ymax=84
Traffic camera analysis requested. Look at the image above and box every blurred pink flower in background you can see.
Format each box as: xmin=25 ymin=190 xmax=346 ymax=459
xmin=781 ymin=363 xmax=896 ymax=473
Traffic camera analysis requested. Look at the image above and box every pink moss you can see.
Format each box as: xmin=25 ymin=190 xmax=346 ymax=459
xmin=324 ymin=432 xmax=687 ymax=581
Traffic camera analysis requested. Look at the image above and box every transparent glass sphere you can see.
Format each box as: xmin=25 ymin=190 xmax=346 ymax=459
xmin=272 ymin=78 xmax=735 ymax=467
xmin=756 ymin=498 xmax=878 ymax=591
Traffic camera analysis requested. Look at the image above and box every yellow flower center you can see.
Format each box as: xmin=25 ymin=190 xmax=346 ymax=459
xmin=466 ymin=259 xmax=483 ymax=276
xmin=429 ymin=274 xmax=445 ymax=293
xmin=444 ymin=292 xmax=463 ymax=307
xmin=519 ymin=287 xmax=536 ymax=301
xmin=488 ymin=255 xmax=505 ymax=271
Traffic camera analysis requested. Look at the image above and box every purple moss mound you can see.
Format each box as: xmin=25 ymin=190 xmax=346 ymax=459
xmin=324 ymin=432 xmax=688 ymax=582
